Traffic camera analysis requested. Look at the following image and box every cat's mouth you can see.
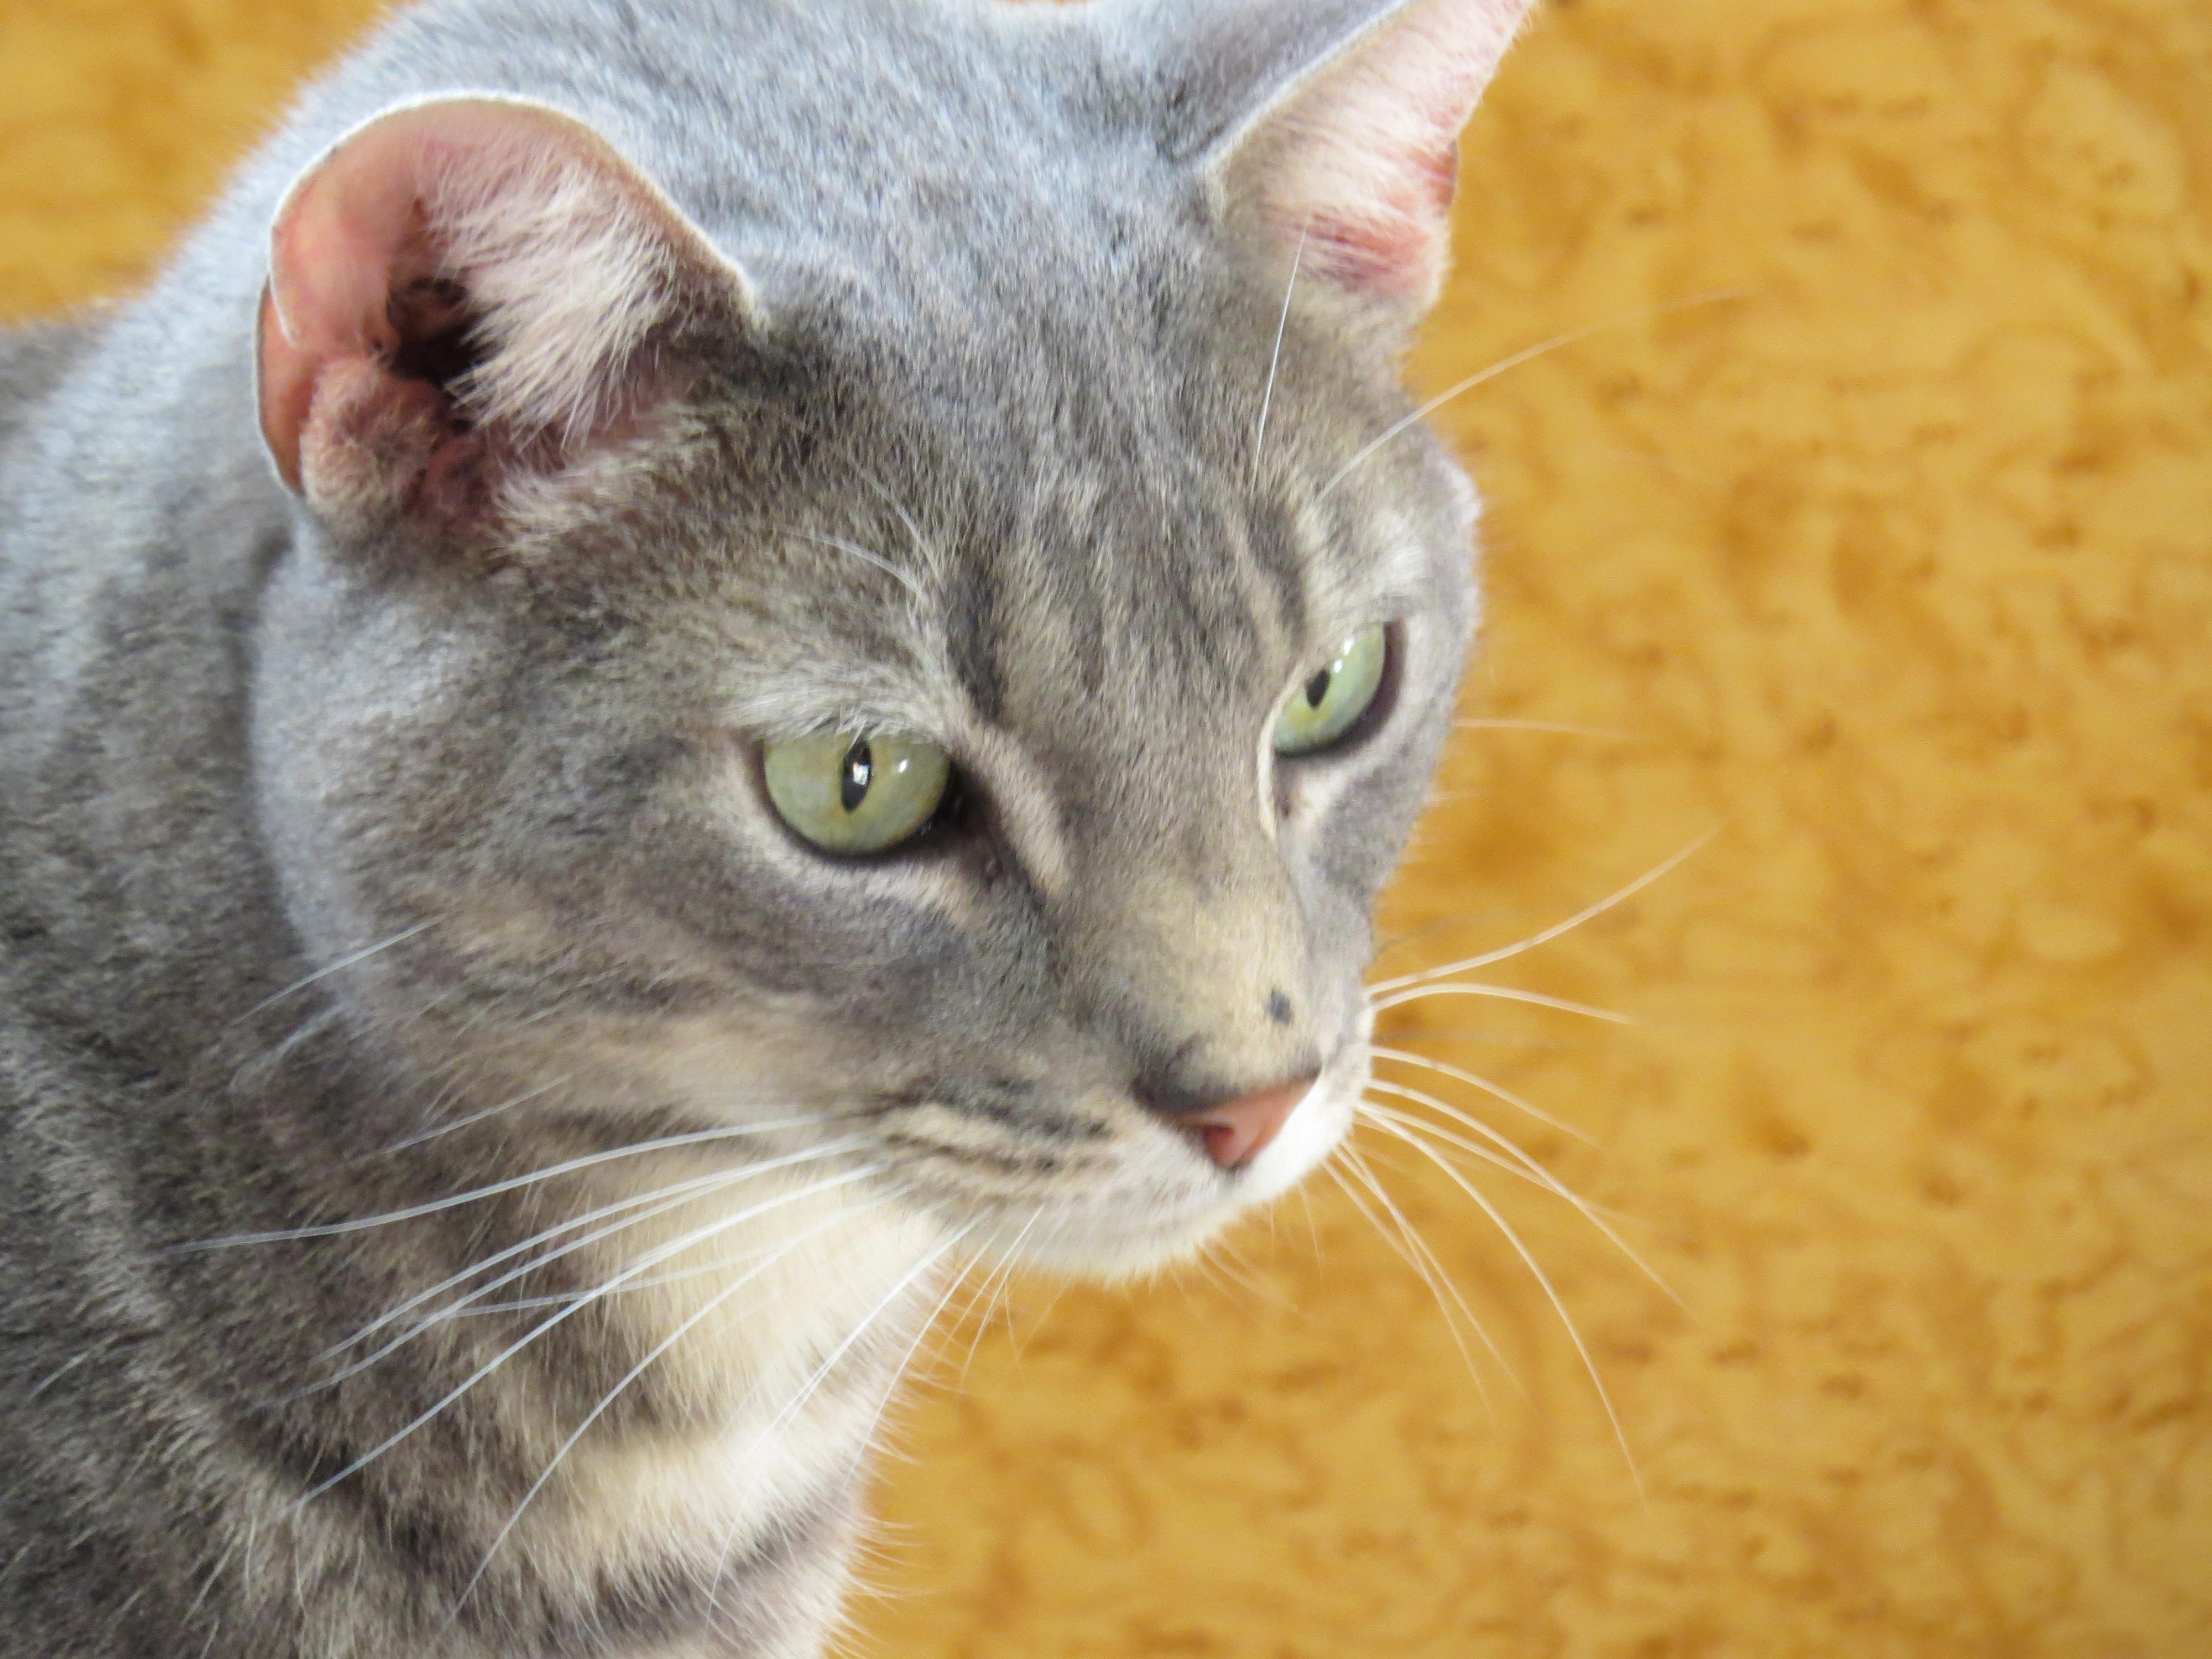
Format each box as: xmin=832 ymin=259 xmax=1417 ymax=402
xmin=863 ymin=1047 xmax=1364 ymax=1280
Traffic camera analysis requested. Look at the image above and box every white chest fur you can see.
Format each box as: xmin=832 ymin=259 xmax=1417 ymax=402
xmin=496 ymin=1160 xmax=948 ymax=1639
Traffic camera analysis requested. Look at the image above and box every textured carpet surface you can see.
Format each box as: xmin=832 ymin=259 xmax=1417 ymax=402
xmin=3 ymin=2 xmax=2206 ymax=1655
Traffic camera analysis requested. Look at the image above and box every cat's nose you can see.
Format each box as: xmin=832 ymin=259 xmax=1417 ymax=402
xmin=1173 ymin=1075 xmax=1318 ymax=1171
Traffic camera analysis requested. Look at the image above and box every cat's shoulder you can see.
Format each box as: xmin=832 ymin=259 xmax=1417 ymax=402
xmin=0 ymin=316 xmax=103 ymax=460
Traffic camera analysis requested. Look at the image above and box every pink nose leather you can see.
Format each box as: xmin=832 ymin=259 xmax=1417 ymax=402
xmin=1183 ymin=1076 xmax=1316 ymax=1171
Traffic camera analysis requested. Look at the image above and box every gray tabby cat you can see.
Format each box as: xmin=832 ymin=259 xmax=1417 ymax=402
xmin=0 ymin=0 xmax=1535 ymax=1651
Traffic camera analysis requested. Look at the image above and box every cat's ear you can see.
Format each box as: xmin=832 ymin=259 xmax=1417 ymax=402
xmin=1152 ymin=0 xmax=1537 ymax=312
xmin=255 ymin=95 xmax=747 ymax=536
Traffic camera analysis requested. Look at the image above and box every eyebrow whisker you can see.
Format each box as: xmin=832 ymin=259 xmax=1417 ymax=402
xmin=775 ymin=524 xmax=926 ymax=600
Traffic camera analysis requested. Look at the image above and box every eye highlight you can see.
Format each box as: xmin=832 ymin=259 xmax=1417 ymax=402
xmin=763 ymin=731 xmax=950 ymax=855
xmin=1273 ymin=625 xmax=1388 ymax=757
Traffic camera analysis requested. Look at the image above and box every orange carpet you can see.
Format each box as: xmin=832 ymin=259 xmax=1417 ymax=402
xmin=4 ymin=2 xmax=2206 ymax=1654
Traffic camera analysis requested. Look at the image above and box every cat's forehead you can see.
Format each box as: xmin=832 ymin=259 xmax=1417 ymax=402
xmin=656 ymin=280 xmax=1421 ymax=718
xmin=754 ymin=257 xmax=1421 ymax=641
xmin=629 ymin=3 xmax=1178 ymax=305
xmin=463 ymin=0 xmax=1467 ymax=754
xmin=669 ymin=420 xmax=1437 ymax=779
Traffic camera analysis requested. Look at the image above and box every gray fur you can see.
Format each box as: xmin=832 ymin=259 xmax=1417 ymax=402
xmin=0 ymin=0 xmax=1505 ymax=1651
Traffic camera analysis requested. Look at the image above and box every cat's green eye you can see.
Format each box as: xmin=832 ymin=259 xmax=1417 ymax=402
xmin=763 ymin=730 xmax=951 ymax=855
xmin=1272 ymin=625 xmax=1388 ymax=757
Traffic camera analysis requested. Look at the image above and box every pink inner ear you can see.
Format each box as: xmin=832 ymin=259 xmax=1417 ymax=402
xmin=1253 ymin=0 xmax=1530 ymax=304
xmin=253 ymin=98 xmax=738 ymax=512
xmin=1300 ymin=145 xmax=1457 ymax=300
xmin=257 ymin=119 xmax=452 ymax=493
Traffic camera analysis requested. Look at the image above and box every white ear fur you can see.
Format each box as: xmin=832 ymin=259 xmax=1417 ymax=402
xmin=257 ymin=95 xmax=745 ymax=507
xmin=1227 ymin=0 xmax=1536 ymax=307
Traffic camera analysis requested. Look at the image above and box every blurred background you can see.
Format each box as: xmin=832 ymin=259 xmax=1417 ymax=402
xmin=3 ymin=0 xmax=2206 ymax=1653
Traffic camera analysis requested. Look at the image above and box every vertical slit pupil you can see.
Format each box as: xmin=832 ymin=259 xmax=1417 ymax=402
xmin=839 ymin=740 xmax=874 ymax=813
xmin=1303 ymin=667 xmax=1333 ymax=709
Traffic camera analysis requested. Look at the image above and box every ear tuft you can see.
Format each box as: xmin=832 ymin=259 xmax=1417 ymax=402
xmin=1214 ymin=0 xmax=1537 ymax=310
xmin=257 ymin=96 xmax=745 ymax=529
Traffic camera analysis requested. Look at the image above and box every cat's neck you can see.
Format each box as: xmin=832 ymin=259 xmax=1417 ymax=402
xmin=435 ymin=1152 xmax=947 ymax=1642
xmin=152 ymin=1016 xmax=952 ymax=1647
xmin=0 ymin=253 xmax=321 ymax=1083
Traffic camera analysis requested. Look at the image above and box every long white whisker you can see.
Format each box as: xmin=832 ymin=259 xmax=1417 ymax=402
xmin=450 ymin=1195 xmax=896 ymax=1613
xmin=373 ymin=1075 xmax=573 ymax=1156
xmin=739 ymin=1225 xmax=973 ymax=1455
xmin=295 ymin=1166 xmax=886 ymax=1505
xmin=1329 ymin=1151 xmax=1511 ymax=1404
xmin=1317 ymin=289 xmax=1750 ymax=502
xmin=454 ymin=1227 xmax=866 ymax=1315
xmin=1370 ymin=982 xmax=1638 ymax=1024
xmin=1370 ymin=831 xmax=1719 ymax=993
xmin=182 ymin=1540 xmax=235 ymax=1623
xmin=1004 ymin=1217 xmax=1077 ymax=1366
xmin=27 ymin=1352 xmax=91 ymax=1400
xmin=1253 ymin=224 xmax=1306 ymax=472
xmin=1366 ymin=1079 xmax=1600 ymax=1202
xmin=1354 ymin=1099 xmax=1556 ymax=1193
xmin=1361 ymin=1113 xmax=1644 ymax=1500
xmin=229 ymin=922 xmax=435 ymax=1024
xmin=956 ymin=1213 xmax=1040 ymax=1388
xmin=1230 ymin=1246 xmax=1293 ymax=1311
xmin=228 ymin=1005 xmax=343 ymax=1082
xmin=774 ymin=525 xmax=925 ymax=599
xmin=311 ymin=1139 xmax=872 ymax=1385
xmin=1188 ymin=1248 xmax=1246 ymax=1305
xmin=709 ymin=1225 xmax=974 ymax=1615
xmin=858 ymin=1228 xmax=1007 ymax=1462
xmin=320 ymin=1164 xmax=779 ymax=1362
xmin=899 ymin=1285 xmax=982 ymax=1426
xmin=1370 ymin=1045 xmax=1593 ymax=1145
xmin=1321 ymin=328 xmax=1607 ymax=500
xmin=183 ymin=1115 xmax=841 ymax=1249
xmin=1361 ymin=1091 xmax=1680 ymax=1311
xmin=1295 ymin=1179 xmax=1322 ymax=1256
xmin=847 ymin=461 xmax=940 ymax=578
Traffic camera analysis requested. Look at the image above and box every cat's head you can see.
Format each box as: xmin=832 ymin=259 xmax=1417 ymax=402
xmin=247 ymin=0 xmax=1533 ymax=1276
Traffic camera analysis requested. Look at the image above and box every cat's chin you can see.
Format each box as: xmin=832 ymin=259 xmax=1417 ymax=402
xmin=983 ymin=1084 xmax=1355 ymax=1284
